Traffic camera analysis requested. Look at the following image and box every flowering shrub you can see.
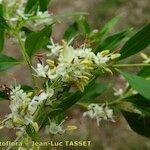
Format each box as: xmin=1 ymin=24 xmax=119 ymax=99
xmin=0 ymin=0 xmax=150 ymax=149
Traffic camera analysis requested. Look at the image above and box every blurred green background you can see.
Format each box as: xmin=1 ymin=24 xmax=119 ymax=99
xmin=0 ymin=0 xmax=150 ymax=150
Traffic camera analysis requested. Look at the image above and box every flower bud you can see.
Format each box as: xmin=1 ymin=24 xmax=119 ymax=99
xmin=140 ymin=53 xmax=148 ymax=59
xmin=111 ymin=53 xmax=121 ymax=60
xmin=67 ymin=125 xmax=77 ymax=131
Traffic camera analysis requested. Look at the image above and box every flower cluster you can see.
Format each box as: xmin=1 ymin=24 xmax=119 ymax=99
xmin=83 ymin=104 xmax=115 ymax=126
xmin=1 ymin=0 xmax=28 ymax=22
xmin=33 ymin=40 xmax=120 ymax=91
xmin=1 ymin=0 xmax=52 ymax=28
xmin=3 ymin=85 xmax=54 ymax=133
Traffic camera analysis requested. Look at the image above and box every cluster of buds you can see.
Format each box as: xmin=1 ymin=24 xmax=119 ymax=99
xmin=33 ymin=40 xmax=121 ymax=92
xmin=83 ymin=104 xmax=115 ymax=126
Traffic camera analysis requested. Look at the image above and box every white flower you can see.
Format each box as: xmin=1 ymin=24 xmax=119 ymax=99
xmin=83 ymin=104 xmax=115 ymax=126
xmin=95 ymin=50 xmax=110 ymax=64
xmin=113 ymin=88 xmax=124 ymax=97
xmin=28 ymin=91 xmax=48 ymax=115
xmin=34 ymin=10 xmax=53 ymax=27
xmin=33 ymin=63 xmax=49 ymax=78
xmin=47 ymin=39 xmax=63 ymax=58
xmin=59 ymin=40 xmax=75 ymax=63
xmin=4 ymin=85 xmax=33 ymax=128
xmin=47 ymin=67 xmax=59 ymax=80
xmin=45 ymin=121 xmax=65 ymax=135
xmin=95 ymin=50 xmax=120 ymax=65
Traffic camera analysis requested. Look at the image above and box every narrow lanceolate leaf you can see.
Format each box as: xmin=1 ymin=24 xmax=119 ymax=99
xmin=78 ymin=17 xmax=91 ymax=35
xmin=96 ymin=28 xmax=131 ymax=53
xmin=39 ymin=0 xmax=51 ymax=12
xmin=119 ymin=23 xmax=150 ymax=60
xmin=80 ymin=82 xmax=108 ymax=103
xmin=0 ymin=5 xmax=4 ymax=52
xmin=25 ymin=0 xmax=39 ymax=13
xmin=117 ymin=69 xmax=150 ymax=100
xmin=119 ymin=95 xmax=150 ymax=138
xmin=63 ymin=22 xmax=78 ymax=41
xmin=0 ymin=54 xmax=20 ymax=71
xmin=98 ymin=16 xmax=120 ymax=37
xmin=25 ymin=25 xmax=52 ymax=57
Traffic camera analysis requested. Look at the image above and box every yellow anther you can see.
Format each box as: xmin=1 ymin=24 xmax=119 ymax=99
xmin=80 ymin=59 xmax=91 ymax=65
xmin=67 ymin=125 xmax=77 ymax=131
xmin=100 ymin=50 xmax=110 ymax=56
xmin=27 ymin=92 xmax=33 ymax=97
xmin=46 ymin=59 xmax=55 ymax=67
xmin=77 ymin=83 xmax=85 ymax=92
xmin=78 ymin=75 xmax=89 ymax=80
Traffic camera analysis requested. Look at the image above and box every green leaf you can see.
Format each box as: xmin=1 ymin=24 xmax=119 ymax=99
xmin=25 ymin=25 xmax=52 ymax=57
xmin=96 ymin=28 xmax=131 ymax=53
xmin=26 ymin=124 xmax=38 ymax=140
xmin=119 ymin=94 xmax=150 ymax=138
xmin=122 ymin=111 xmax=150 ymax=138
xmin=122 ymin=94 xmax=150 ymax=114
xmin=63 ymin=22 xmax=78 ymax=41
xmin=0 ymin=17 xmax=9 ymax=30
xmin=0 ymin=91 xmax=9 ymax=101
xmin=119 ymin=23 xmax=150 ymax=60
xmin=25 ymin=0 xmax=39 ymax=13
xmin=0 ymin=4 xmax=3 ymax=16
xmin=138 ymin=65 xmax=150 ymax=78
xmin=80 ymin=82 xmax=108 ymax=103
xmin=21 ymin=85 xmax=34 ymax=92
xmin=99 ymin=16 xmax=120 ymax=37
xmin=0 ymin=54 xmax=20 ymax=71
xmin=0 ymin=29 xmax=4 ymax=52
xmin=117 ymin=69 xmax=150 ymax=100
xmin=0 ymin=5 xmax=5 ymax=52
xmin=21 ymin=27 xmax=33 ymax=36
xmin=78 ymin=17 xmax=91 ymax=35
xmin=39 ymin=0 xmax=51 ymax=12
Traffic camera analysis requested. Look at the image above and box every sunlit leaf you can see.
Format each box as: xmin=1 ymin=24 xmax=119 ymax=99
xmin=117 ymin=69 xmax=150 ymax=100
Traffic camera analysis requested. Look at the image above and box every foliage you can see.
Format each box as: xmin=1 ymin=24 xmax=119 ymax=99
xmin=0 ymin=0 xmax=149 ymax=149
